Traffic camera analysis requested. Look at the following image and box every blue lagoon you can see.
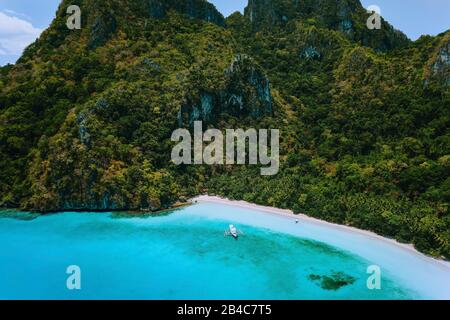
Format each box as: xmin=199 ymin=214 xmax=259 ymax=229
xmin=1 ymin=199 xmax=449 ymax=300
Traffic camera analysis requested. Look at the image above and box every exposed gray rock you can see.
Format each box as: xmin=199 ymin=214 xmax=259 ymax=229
xmin=88 ymin=12 xmax=117 ymax=49
xmin=146 ymin=0 xmax=225 ymax=27
xmin=244 ymin=0 xmax=361 ymax=30
xmin=431 ymin=41 xmax=450 ymax=84
xmin=77 ymin=112 xmax=91 ymax=146
xmin=59 ymin=192 xmax=119 ymax=212
xmin=179 ymin=54 xmax=273 ymax=126
xmin=85 ymin=0 xmax=225 ymax=50
xmin=93 ymin=98 xmax=110 ymax=112
xmin=225 ymin=54 xmax=273 ymax=117
xmin=339 ymin=19 xmax=353 ymax=34
xmin=77 ymin=98 xmax=110 ymax=146
xmin=336 ymin=1 xmax=353 ymax=34
xmin=142 ymin=58 xmax=161 ymax=71
xmin=200 ymin=93 xmax=215 ymax=119
xmin=243 ymin=0 xmax=409 ymax=51
xmin=301 ymin=46 xmax=321 ymax=60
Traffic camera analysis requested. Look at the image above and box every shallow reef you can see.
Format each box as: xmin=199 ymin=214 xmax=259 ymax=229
xmin=308 ymin=271 xmax=357 ymax=291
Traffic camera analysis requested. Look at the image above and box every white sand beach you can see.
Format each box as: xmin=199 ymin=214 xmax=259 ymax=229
xmin=190 ymin=195 xmax=450 ymax=270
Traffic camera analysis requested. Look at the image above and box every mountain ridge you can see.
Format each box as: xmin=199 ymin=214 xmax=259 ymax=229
xmin=243 ymin=0 xmax=410 ymax=51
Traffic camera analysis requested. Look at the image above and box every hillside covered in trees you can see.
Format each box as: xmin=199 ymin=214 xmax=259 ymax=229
xmin=0 ymin=0 xmax=449 ymax=259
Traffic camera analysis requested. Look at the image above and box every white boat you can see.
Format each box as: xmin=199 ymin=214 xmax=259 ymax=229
xmin=229 ymin=224 xmax=238 ymax=238
xmin=224 ymin=224 xmax=243 ymax=239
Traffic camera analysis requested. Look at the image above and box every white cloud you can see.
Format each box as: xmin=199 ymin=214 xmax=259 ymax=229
xmin=0 ymin=11 xmax=43 ymax=56
xmin=3 ymin=9 xmax=32 ymax=22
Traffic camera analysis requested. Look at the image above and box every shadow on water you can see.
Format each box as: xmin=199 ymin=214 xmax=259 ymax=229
xmin=0 ymin=202 xmax=191 ymax=222
xmin=0 ymin=210 xmax=41 ymax=221
xmin=109 ymin=205 xmax=188 ymax=219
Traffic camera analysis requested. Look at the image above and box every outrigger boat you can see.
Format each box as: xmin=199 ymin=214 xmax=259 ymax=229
xmin=224 ymin=224 xmax=244 ymax=239
xmin=229 ymin=224 xmax=238 ymax=238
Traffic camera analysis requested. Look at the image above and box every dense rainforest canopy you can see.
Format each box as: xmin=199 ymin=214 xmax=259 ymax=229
xmin=0 ymin=0 xmax=449 ymax=259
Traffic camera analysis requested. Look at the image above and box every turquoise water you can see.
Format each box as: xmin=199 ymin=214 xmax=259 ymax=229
xmin=0 ymin=203 xmax=447 ymax=300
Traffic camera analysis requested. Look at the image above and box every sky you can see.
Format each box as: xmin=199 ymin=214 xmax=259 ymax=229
xmin=0 ymin=0 xmax=449 ymax=66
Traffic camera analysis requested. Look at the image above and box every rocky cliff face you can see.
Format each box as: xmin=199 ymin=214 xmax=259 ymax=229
xmin=88 ymin=9 xmax=118 ymax=49
xmin=431 ymin=37 xmax=450 ymax=85
xmin=49 ymin=0 xmax=226 ymax=51
xmin=178 ymin=54 xmax=273 ymax=126
xmin=87 ymin=0 xmax=225 ymax=48
xmin=145 ymin=0 xmax=225 ymax=26
xmin=245 ymin=0 xmax=360 ymax=27
xmin=244 ymin=0 xmax=409 ymax=51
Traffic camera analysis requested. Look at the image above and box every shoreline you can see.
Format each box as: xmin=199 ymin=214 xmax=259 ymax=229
xmin=3 ymin=195 xmax=449 ymax=271
xmin=190 ymin=195 xmax=450 ymax=270
xmin=0 ymin=201 xmax=191 ymax=216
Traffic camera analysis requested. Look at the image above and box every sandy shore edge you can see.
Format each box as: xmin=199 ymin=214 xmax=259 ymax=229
xmin=190 ymin=195 xmax=450 ymax=270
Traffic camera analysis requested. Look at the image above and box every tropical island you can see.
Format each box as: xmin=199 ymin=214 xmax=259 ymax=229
xmin=0 ymin=0 xmax=449 ymax=262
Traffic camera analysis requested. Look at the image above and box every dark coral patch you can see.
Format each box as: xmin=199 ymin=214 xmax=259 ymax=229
xmin=308 ymin=271 xmax=357 ymax=291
